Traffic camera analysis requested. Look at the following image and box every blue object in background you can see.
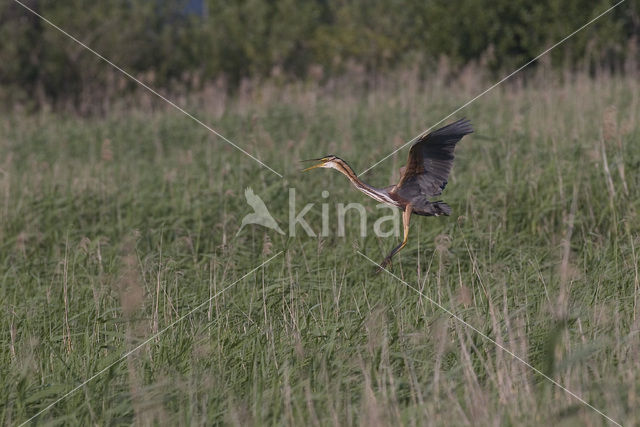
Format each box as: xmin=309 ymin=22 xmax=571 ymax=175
xmin=183 ymin=0 xmax=205 ymax=17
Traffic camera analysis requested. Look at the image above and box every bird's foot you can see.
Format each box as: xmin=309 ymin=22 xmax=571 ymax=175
xmin=375 ymin=256 xmax=393 ymax=274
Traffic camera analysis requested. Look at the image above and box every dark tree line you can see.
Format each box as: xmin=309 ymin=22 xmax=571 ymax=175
xmin=2 ymin=0 xmax=638 ymax=112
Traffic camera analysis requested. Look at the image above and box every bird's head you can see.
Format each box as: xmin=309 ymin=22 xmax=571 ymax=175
xmin=302 ymin=155 xmax=340 ymax=172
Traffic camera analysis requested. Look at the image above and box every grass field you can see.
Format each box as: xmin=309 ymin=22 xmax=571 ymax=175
xmin=1 ymin=68 xmax=639 ymax=426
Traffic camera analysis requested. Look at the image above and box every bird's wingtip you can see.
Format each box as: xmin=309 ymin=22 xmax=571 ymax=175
xmin=432 ymin=118 xmax=474 ymax=137
xmin=455 ymin=117 xmax=473 ymax=133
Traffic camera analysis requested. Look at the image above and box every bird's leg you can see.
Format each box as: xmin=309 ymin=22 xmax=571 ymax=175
xmin=378 ymin=205 xmax=412 ymax=271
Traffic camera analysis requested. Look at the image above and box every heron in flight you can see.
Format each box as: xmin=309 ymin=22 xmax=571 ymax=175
xmin=303 ymin=118 xmax=473 ymax=269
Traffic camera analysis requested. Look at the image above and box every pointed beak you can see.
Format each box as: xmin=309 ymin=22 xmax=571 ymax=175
xmin=301 ymin=158 xmax=324 ymax=172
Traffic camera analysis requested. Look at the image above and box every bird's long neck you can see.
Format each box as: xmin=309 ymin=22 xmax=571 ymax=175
xmin=333 ymin=158 xmax=373 ymax=191
xmin=332 ymin=158 xmax=397 ymax=205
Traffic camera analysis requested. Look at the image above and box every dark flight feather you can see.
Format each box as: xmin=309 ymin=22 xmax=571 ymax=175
xmin=392 ymin=118 xmax=473 ymax=201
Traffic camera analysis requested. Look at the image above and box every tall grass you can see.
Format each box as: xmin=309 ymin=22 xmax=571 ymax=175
xmin=1 ymin=67 xmax=639 ymax=425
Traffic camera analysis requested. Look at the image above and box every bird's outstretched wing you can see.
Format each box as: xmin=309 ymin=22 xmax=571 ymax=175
xmin=391 ymin=118 xmax=473 ymax=200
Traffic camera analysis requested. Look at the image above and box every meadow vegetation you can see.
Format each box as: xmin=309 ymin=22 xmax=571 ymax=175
xmin=1 ymin=66 xmax=640 ymax=425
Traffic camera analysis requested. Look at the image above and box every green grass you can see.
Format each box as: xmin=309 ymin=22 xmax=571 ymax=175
xmin=1 ymin=69 xmax=640 ymax=426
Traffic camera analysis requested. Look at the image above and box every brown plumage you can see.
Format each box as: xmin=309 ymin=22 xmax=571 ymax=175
xmin=303 ymin=118 xmax=473 ymax=269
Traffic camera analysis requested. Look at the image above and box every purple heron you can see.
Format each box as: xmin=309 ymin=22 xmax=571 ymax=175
xmin=303 ymin=118 xmax=473 ymax=269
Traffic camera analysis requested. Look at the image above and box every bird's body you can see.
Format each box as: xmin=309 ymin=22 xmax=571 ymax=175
xmin=303 ymin=118 xmax=473 ymax=268
xmin=318 ymin=157 xmax=452 ymax=216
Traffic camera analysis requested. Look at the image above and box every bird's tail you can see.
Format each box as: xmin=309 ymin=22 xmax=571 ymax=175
xmin=432 ymin=202 xmax=451 ymax=216
xmin=414 ymin=201 xmax=451 ymax=217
